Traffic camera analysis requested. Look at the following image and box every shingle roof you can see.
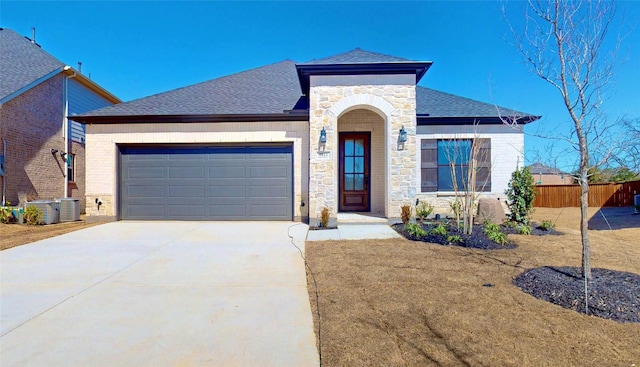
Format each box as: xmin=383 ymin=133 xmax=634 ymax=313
xmin=74 ymin=49 xmax=536 ymax=123
xmin=416 ymin=86 xmax=534 ymax=118
xmin=301 ymin=48 xmax=415 ymax=65
xmin=0 ymin=28 xmax=65 ymax=102
xmin=81 ymin=60 xmax=305 ymax=117
xmin=528 ymin=163 xmax=566 ymax=175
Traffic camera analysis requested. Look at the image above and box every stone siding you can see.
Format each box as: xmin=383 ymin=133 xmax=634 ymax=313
xmin=308 ymin=75 xmax=417 ymax=224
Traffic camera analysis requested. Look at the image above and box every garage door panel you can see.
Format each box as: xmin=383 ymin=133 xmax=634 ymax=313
xmin=208 ymin=186 xmax=246 ymax=198
xmin=168 ymin=204 xmax=205 ymax=217
xmin=249 ymin=166 xmax=289 ymax=178
xmin=168 ymin=185 xmax=205 ymax=198
xmin=208 ymin=204 xmax=247 ymax=217
xmin=168 ymin=166 xmax=205 ymax=179
xmin=120 ymin=145 xmax=292 ymax=220
xmin=127 ymin=185 xmax=165 ymax=198
xmin=127 ymin=204 xmax=166 ymax=218
xmin=208 ymin=166 xmax=246 ymax=179
xmin=249 ymin=185 xmax=288 ymax=198
xmin=127 ymin=167 xmax=165 ymax=179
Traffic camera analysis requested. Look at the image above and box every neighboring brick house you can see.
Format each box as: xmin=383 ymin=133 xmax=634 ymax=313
xmin=72 ymin=49 xmax=538 ymax=224
xmin=0 ymin=28 xmax=120 ymax=212
xmin=528 ymin=162 xmax=574 ymax=185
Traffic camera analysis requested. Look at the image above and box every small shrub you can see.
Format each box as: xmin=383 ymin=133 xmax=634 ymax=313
xmin=503 ymin=220 xmax=518 ymax=228
xmin=449 ymin=199 xmax=462 ymax=218
xmin=484 ymin=222 xmax=500 ymax=233
xmin=505 ymin=166 xmax=536 ymax=225
xmin=487 ymin=230 xmax=508 ymax=245
xmin=1 ymin=205 xmax=14 ymax=224
xmin=24 ymin=206 xmax=43 ymax=225
xmin=447 ymin=234 xmax=462 ymax=244
xmin=517 ymin=225 xmax=532 ymax=235
xmin=539 ymin=219 xmax=554 ymax=231
xmin=320 ymin=207 xmax=330 ymax=228
xmin=401 ymin=205 xmax=412 ymax=224
xmin=415 ymin=202 xmax=434 ymax=221
xmin=430 ymin=224 xmax=447 ymax=236
xmin=484 ymin=222 xmax=508 ymax=245
xmin=405 ymin=222 xmax=427 ymax=237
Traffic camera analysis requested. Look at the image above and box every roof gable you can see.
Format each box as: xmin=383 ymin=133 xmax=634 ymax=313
xmin=0 ymin=28 xmax=65 ymax=102
xmin=300 ymin=48 xmax=415 ymax=65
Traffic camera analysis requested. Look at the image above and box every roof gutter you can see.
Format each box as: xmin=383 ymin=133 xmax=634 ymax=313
xmin=62 ymin=68 xmax=121 ymax=104
xmin=417 ymin=115 xmax=541 ymax=125
xmin=69 ymin=113 xmax=311 ymax=124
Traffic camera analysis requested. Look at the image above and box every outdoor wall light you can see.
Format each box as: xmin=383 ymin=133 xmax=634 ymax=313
xmin=319 ymin=127 xmax=327 ymax=144
xmin=60 ymin=151 xmax=67 ymax=160
xmin=399 ymin=126 xmax=408 ymax=143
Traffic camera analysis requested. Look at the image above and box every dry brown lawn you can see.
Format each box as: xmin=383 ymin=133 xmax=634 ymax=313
xmin=0 ymin=217 xmax=100 ymax=251
xmin=305 ymin=207 xmax=640 ymax=366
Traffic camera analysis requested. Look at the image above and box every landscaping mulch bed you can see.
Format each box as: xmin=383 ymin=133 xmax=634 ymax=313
xmin=514 ymin=266 xmax=640 ymax=323
xmin=501 ymin=222 xmax=563 ymax=236
xmin=392 ymin=221 xmax=517 ymax=250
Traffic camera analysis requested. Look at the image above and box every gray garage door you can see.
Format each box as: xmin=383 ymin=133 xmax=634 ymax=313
xmin=119 ymin=145 xmax=293 ymax=220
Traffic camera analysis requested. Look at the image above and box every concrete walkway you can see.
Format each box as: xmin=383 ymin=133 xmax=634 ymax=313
xmin=0 ymin=222 xmax=319 ymax=367
xmin=306 ymin=213 xmax=402 ymax=241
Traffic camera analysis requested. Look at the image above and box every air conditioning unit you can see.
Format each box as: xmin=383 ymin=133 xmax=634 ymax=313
xmin=26 ymin=200 xmax=60 ymax=224
xmin=634 ymin=194 xmax=640 ymax=215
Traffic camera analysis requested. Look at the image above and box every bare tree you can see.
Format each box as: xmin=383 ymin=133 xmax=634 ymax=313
xmin=445 ymin=126 xmax=492 ymax=235
xmin=503 ymin=0 xmax=621 ymax=281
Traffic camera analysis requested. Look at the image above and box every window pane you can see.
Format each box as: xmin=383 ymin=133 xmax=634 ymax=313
xmin=438 ymin=140 xmax=471 ymax=165
xmin=345 ymin=140 xmax=354 ymax=156
xmin=355 ymin=174 xmax=364 ymax=190
xmin=438 ymin=166 xmax=454 ymax=191
xmin=345 ymin=157 xmax=354 ymax=173
xmin=345 ymin=174 xmax=354 ymax=190
xmin=354 ymin=139 xmax=364 ymax=156
xmin=354 ymin=157 xmax=364 ymax=173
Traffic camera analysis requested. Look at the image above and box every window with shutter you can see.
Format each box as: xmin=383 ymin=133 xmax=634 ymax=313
xmin=420 ymin=138 xmax=491 ymax=192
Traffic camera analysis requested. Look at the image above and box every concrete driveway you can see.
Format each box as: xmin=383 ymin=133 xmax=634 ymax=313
xmin=0 ymin=222 xmax=319 ymax=367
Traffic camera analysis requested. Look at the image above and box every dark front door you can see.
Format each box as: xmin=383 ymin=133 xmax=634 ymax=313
xmin=339 ymin=132 xmax=370 ymax=212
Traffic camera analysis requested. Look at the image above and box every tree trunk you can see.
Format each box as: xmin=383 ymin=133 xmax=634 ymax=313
xmin=580 ymin=166 xmax=592 ymax=280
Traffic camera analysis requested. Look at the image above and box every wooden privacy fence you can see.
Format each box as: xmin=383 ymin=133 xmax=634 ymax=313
xmin=533 ymin=181 xmax=640 ymax=208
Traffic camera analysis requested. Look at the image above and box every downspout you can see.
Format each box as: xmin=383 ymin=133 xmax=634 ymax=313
xmin=62 ymin=66 xmax=77 ymax=198
xmin=2 ymin=139 xmax=6 ymax=206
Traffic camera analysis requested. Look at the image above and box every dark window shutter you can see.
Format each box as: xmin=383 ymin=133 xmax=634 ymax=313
xmin=475 ymin=138 xmax=491 ymax=192
xmin=421 ymin=139 xmax=437 ymax=192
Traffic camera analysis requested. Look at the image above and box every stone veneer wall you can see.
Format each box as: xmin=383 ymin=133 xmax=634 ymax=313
xmin=308 ymin=75 xmax=417 ymax=224
xmin=84 ymin=121 xmax=308 ymax=221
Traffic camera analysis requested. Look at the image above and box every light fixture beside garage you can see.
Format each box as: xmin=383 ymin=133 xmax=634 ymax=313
xmin=319 ymin=127 xmax=327 ymax=143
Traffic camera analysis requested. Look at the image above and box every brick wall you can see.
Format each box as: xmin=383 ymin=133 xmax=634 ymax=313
xmin=0 ymin=74 xmax=67 ymax=207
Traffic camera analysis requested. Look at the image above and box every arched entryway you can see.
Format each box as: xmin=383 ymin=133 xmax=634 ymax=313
xmin=337 ymin=108 xmax=387 ymax=216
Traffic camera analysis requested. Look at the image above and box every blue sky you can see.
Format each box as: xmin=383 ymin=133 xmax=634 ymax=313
xmin=2 ymin=1 xmax=639 ymax=170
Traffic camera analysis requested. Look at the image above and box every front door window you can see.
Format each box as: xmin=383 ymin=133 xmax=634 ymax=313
xmin=339 ymin=132 xmax=370 ymax=212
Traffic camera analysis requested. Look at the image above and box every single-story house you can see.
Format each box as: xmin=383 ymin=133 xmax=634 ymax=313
xmin=0 ymin=28 xmax=121 ymax=211
xmin=528 ymin=162 xmax=573 ymax=185
xmin=71 ymin=49 xmax=538 ymax=225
